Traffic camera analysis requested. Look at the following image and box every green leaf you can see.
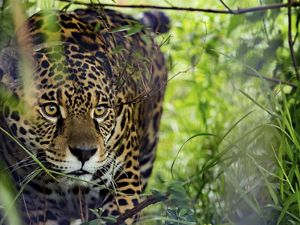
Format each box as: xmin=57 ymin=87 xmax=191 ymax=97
xmin=227 ymin=15 xmax=245 ymax=36
xmin=277 ymin=191 xmax=300 ymax=224
xmin=246 ymin=11 xmax=267 ymax=23
xmin=110 ymin=23 xmax=143 ymax=36
xmin=126 ymin=23 xmax=144 ymax=36
xmin=0 ymin=168 xmax=21 ymax=225
xmin=166 ymin=181 xmax=190 ymax=207
xmin=151 ymin=188 xmax=166 ymax=199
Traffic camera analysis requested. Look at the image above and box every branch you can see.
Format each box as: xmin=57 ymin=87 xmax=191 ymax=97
xmin=110 ymin=194 xmax=168 ymax=225
xmin=57 ymin=0 xmax=300 ymax=15
xmin=288 ymin=0 xmax=300 ymax=80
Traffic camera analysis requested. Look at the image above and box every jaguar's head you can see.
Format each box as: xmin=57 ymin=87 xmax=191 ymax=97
xmin=0 ymin=43 xmax=119 ymax=184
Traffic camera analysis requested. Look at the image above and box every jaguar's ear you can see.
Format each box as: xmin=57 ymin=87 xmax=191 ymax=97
xmin=0 ymin=47 xmax=19 ymax=91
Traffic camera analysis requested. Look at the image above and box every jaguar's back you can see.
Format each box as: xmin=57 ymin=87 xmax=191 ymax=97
xmin=0 ymin=8 xmax=168 ymax=225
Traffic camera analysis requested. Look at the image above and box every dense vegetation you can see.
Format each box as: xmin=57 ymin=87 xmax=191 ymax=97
xmin=0 ymin=0 xmax=300 ymax=224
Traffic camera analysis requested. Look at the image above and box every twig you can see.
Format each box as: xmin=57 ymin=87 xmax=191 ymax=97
xmin=78 ymin=187 xmax=88 ymax=222
xmin=110 ymin=194 xmax=168 ymax=225
xmin=292 ymin=8 xmax=300 ymax=45
xmin=288 ymin=0 xmax=300 ymax=80
xmin=250 ymin=72 xmax=297 ymax=88
xmin=259 ymin=0 xmax=270 ymax=43
xmin=56 ymin=0 xmax=300 ymax=15
xmin=219 ymin=0 xmax=232 ymax=12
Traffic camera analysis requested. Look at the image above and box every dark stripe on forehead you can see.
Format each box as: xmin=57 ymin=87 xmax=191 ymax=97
xmin=56 ymin=88 xmax=62 ymax=104
xmin=95 ymin=51 xmax=113 ymax=78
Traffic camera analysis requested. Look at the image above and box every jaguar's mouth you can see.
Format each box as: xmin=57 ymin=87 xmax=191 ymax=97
xmin=68 ymin=169 xmax=90 ymax=176
xmin=63 ymin=169 xmax=93 ymax=185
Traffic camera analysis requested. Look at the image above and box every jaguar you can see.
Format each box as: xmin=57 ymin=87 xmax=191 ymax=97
xmin=0 ymin=7 xmax=169 ymax=225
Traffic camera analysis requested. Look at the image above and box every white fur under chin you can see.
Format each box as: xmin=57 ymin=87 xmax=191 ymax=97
xmin=62 ymin=174 xmax=94 ymax=187
xmin=71 ymin=219 xmax=82 ymax=225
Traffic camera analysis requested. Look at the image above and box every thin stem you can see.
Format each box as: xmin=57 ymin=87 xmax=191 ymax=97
xmin=292 ymin=8 xmax=300 ymax=45
xmin=219 ymin=0 xmax=232 ymax=12
xmin=288 ymin=0 xmax=300 ymax=80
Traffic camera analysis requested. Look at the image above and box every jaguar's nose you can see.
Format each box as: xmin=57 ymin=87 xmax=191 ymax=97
xmin=69 ymin=146 xmax=97 ymax=164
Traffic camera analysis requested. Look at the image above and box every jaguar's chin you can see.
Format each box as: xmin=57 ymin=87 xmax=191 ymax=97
xmin=58 ymin=170 xmax=94 ymax=186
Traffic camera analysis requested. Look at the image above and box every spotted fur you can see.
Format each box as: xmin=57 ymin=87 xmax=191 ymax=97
xmin=0 ymin=8 xmax=167 ymax=225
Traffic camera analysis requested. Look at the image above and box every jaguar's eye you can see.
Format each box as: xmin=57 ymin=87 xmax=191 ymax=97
xmin=40 ymin=103 xmax=60 ymax=118
xmin=93 ymin=105 xmax=108 ymax=119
